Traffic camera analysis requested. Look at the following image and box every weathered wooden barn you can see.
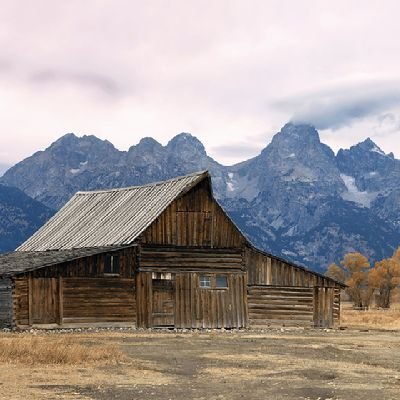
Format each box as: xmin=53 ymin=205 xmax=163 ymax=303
xmin=0 ymin=171 xmax=344 ymax=329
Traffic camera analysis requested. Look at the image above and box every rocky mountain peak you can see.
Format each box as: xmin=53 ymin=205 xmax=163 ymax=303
xmin=137 ymin=137 xmax=162 ymax=149
xmin=167 ymin=133 xmax=207 ymax=158
xmin=276 ymin=122 xmax=320 ymax=143
xmin=128 ymin=137 xmax=163 ymax=155
xmin=47 ymin=133 xmax=118 ymax=158
xmin=257 ymin=123 xmax=337 ymax=180
xmin=336 ymin=137 xmax=400 ymax=196
xmin=355 ymin=137 xmax=386 ymax=155
xmin=337 ymin=137 xmax=395 ymax=168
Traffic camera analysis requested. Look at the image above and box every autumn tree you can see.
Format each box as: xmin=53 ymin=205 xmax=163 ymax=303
xmin=341 ymin=252 xmax=372 ymax=308
xmin=368 ymin=249 xmax=400 ymax=308
xmin=325 ymin=262 xmax=345 ymax=283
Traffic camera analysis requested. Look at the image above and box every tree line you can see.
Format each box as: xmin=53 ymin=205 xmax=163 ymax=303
xmin=325 ymin=247 xmax=400 ymax=309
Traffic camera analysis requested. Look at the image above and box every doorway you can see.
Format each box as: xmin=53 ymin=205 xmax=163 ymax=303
xmin=31 ymin=278 xmax=59 ymax=324
xmin=152 ymin=275 xmax=175 ymax=327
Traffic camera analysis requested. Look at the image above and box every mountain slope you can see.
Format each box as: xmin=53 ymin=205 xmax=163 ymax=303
xmin=336 ymin=138 xmax=400 ymax=227
xmin=0 ymin=184 xmax=54 ymax=252
xmin=220 ymin=123 xmax=399 ymax=269
xmin=2 ymin=123 xmax=399 ymax=271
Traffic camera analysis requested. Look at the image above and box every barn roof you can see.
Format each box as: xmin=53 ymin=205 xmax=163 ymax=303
xmin=17 ymin=171 xmax=209 ymax=251
xmin=0 ymin=246 xmax=126 ymax=277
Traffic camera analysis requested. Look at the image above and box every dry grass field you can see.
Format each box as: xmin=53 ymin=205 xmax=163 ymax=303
xmin=0 ymin=335 xmax=125 ymax=365
xmin=342 ymin=307 xmax=400 ymax=330
xmin=0 ymin=326 xmax=399 ymax=400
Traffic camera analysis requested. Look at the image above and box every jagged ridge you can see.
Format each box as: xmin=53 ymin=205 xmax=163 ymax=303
xmin=1 ymin=123 xmax=399 ymax=271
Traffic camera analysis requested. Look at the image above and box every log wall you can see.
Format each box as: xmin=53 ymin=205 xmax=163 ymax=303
xmin=248 ymin=286 xmax=315 ymax=327
xmin=13 ymin=276 xmax=136 ymax=327
xmin=62 ymin=278 xmax=136 ymax=325
xmin=248 ymin=285 xmax=339 ymax=328
xmin=139 ymin=246 xmax=244 ymax=272
xmin=0 ymin=277 xmax=13 ymax=327
xmin=13 ymin=276 xmax=28 ymax=326
xmin=12 ymin=246 xmax=137 ymax=327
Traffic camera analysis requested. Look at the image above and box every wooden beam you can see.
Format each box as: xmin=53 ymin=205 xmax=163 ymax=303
xmin=58 ymin=276 xmax=63 ymax=326
xmin=28 ymin=275 xmax=32 ymax=326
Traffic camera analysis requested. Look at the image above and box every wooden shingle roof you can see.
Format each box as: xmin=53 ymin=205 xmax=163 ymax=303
xmin=18 ymin=171 xmax=209 ymax=251
xmin=0 ymin=246 xmax=126 ymax=277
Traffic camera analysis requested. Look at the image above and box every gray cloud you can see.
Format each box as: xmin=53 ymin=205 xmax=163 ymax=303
xmin=274 ymin=80 xmax=400 ymax=130
xmin=29 ymin=69 xmax=122 ymax=97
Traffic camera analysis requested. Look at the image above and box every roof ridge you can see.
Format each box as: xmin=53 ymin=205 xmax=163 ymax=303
xmin=75 ymin=170 xmax=209 ymax=195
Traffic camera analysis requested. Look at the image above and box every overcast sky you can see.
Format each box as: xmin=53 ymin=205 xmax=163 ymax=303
xmin=1 ymin=0 xmax=400 ymax=166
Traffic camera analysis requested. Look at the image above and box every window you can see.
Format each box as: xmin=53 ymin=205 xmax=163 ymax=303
xmin=104 ymin=254 xmax=120 ymax=275
xmin=199 ymin=275 xmax=229 ymax=289
xmin=199 ymin=275 xmax=211 ymax=288
xmin=216 ymin=275 xmax=228 ymax=288
xmin=152 ymin=272 xmax=173 ymax=280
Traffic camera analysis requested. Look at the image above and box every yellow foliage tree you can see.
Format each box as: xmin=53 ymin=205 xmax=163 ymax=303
xmin=368 ymin=248 xmax=400 ymax=308
xmin=325 ymin=263 xmax=345 ymax=283
xmin=341 ymin=252 xmax=372 ymax=308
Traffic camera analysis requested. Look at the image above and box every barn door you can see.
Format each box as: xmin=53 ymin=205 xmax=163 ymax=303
xmin=31 ymin=278 xmax=59 ymax=324
xmin=152 ymin=277 xmax=175 ymax=327
xmin=313 ymin=287 xmax=334 ymax=328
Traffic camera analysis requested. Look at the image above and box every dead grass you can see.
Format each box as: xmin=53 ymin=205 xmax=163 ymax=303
xmin=0 ymin=334 xmax=127 ymax=365
xmin=341 ymin=306 xmax=400 ymax=330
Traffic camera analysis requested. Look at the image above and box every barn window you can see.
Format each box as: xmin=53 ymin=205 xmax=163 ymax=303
xmin=216 ymin=275 xmax=228 ymax=288
xmin=104 ymin=254 xmax=120 ymax=275
xmin=199 ymin=275 xmax=211 ymax=288
xmin=152 ymin=272 xmax=173 ymax=280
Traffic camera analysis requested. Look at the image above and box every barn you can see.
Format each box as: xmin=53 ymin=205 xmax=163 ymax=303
xmin=0 ymin=171 xmax=344 ymax=329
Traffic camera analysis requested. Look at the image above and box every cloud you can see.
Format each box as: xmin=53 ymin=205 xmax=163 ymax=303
xmin=1 ymin=1 xmax=400 ymax=164
xmin=274 ymin=80 xmax=400 ymax=130
xmin=29 ymin=69 xmax=122 ymax=97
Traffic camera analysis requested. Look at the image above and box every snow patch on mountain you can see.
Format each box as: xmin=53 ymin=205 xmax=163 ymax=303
xmin=340 ymin=174 xmax=378 ymax=207
xmin=224 ymin=172 xmax=259 ymax=201
xmin=370 ymin=145 xmax=386 ymax=155
xmin=226 ymin=172 xmax=235 ymax=192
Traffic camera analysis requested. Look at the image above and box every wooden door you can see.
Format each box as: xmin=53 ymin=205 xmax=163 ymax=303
xmin=152 ymin=279 xmax=175 ymax=327
xmin=313 ymin=287 xmax=334 ymax=328
xmin=31 ymin=278 xmax=59 ymax=324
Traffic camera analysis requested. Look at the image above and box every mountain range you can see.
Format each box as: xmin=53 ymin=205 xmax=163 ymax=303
xmin=0 ymin=184 xmax=53 ymax=253
xmin=1 ymin=123 xmax=399 ymax=272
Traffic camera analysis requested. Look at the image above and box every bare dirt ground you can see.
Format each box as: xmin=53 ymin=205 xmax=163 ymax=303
xmin=0 ymin=327 xmax=399 ymax=400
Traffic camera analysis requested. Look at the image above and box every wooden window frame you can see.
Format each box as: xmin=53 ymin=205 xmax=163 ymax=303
xmin=216 ymin=275 xmax=228 ymax=289
xmin=104 ymin=254 xmax=120 ymax=276
xmin=199 ymin=274 xmax=229 ymax=290
xmin=199 ymin=275 xmax=211 ymax=288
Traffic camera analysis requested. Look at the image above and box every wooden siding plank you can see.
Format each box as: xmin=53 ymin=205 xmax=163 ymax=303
xmin=248 ymin=286 xmax=315 ymax=328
